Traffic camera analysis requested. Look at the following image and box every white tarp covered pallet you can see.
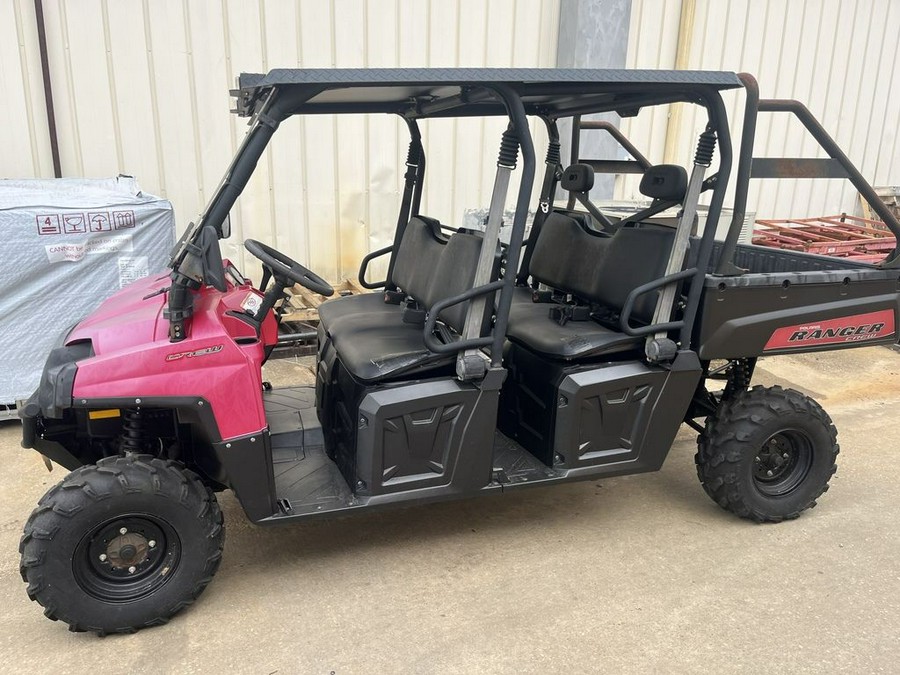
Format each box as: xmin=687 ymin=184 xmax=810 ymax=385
xmin=0 ymin=177 xmax=175 ymax=405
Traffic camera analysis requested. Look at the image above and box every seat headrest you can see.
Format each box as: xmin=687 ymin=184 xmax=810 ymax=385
xmin=560 ymin=163 xmax=594 ymax=193
xmin=639 ymin=164 xmax=688 ymax=202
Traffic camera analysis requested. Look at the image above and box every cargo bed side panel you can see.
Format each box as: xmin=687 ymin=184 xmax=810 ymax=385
xmin=697 ymin=271 xmax=900 ymax=359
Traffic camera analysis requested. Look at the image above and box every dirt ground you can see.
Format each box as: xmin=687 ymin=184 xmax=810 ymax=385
xmin=0 ymin=347 xmax=898 ymax=674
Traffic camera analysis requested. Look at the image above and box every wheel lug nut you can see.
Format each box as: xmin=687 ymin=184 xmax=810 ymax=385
xmin=119 ymin=527 xmax=128 ymax=535
xmin=766 ymin=470 xmax=774 ymax=477
xmin=754 ymin=456 xmax=761 ymax=463
xmin=99 ymin=553 xmax=107 ymax=562
xmin=128 ymin=566 xmax=137 ymax=574
xmin=148 ymin=540 xmax=156 ymax=548
xmin=782 ymin=453 xmax=789 ymax=459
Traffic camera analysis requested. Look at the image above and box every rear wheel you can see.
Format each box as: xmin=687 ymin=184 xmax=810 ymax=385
xmin=20 ymin=454 xmax=224 ymax=634
xmin=695 ymin=385 xmax=838 ymax=522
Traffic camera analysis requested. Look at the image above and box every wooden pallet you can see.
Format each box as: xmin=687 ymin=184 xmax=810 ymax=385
xmin=859 ymin=187 xmax=900 ymax=224
xmin=280 ymin=278 xmax=369 ymax=323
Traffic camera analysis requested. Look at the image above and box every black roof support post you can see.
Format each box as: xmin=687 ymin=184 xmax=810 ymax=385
xmin=516 ymin=117 xmax=560 ymax=286
xmin=384 ymin=118 xmax=424 ymax=291
xmin=716 ymin=72 xmax=758 ymax=276
xmin=487 ymin=84 xmax=536 ymax=367
xmin=566 ymin=115 xmax=582 ymax=210
xmin=410 ymin=123 xmax=426 ymax=217
xmin=203 ymin=86 xmax=324 ymax=236
xmin=679 ymin=90 xmax=732 ymax=349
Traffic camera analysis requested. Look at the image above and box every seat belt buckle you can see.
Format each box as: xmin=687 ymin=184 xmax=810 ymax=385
xmin=401 ymin=302 xmax=426 ymax=325
xmin=549 ymin=304 xmax=591 ymax=326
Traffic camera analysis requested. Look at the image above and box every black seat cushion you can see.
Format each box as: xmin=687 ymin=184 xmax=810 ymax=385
xmin=421 ymin=232 xmax=489 ymax=333
xmin=591 ymin=226 xmax=675 ymax=323
xmin=507 ymin=222 xmax=677 ymax=361
xmin=317 ymin=292 xmax=397 ymax=333
xmin=506 ymin=290 xmax=641 ymax=360
xmin=328 ymin=312 xmax=454 ymax=382
xmin=391 ymin=216 xmax=447 ymax=300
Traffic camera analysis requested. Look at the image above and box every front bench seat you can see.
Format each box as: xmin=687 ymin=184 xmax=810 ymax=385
xmin=328 ymin=231 xmax=489 ymax=382
xmin=317 ymin=215 xmax=447 ymax=334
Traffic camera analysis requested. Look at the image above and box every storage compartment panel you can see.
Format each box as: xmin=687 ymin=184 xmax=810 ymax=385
xmin=356 ymin=378 xmax=498 ymax=495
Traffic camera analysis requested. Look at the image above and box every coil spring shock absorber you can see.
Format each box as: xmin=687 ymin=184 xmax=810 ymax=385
xmin=723 ymin=358 xmax=756 ymax=400
xmin=119 ymin=408 xmax=148 ymax=454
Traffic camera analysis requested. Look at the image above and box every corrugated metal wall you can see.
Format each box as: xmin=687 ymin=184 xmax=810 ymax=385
xmin=618 ymin=0 xmax=900 ymax=222
xmin=4 ymin=0 xmax=897 ymax=277
xmin=0 ymin=0 xmax=559 ymax=280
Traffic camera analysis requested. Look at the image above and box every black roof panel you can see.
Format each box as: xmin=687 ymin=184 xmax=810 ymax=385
xmin=242 ymin=67 xmax=742 ymax=88
xmin=235 ymin=68 xmax=744 ymax=119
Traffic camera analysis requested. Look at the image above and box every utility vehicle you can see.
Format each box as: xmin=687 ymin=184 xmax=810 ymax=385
xmin=18 ymin=69 xmax=900 ymax=634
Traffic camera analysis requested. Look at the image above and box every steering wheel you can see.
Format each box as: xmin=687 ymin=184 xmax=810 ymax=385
xmin=243 ymin=239 xmax=334 ymax=297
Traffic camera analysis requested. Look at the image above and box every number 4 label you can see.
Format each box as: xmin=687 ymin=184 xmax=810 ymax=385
xmin=36 ymin=214 xmax=61 ymax=235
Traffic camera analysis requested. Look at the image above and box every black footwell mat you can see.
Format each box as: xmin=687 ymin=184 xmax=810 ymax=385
xmin=263 ymin=386 xmax=356 ymax=515
xmin=492 ymin=431 xmax=559 ymax=485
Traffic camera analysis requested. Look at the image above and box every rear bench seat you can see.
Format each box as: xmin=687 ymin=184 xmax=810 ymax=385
xmin=322 ymin=221 xmax=491 ymax=382
xmin=506 ymin=213 xmax=676 ymax=360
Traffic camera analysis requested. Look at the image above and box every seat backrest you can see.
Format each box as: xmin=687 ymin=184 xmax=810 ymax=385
xmin=527 ymin=213 xmax=676 ymax=323
xmin=528 ymin=212 xmax=611 ymax=297
xmin=391 ymin=216 xmax=446 ymax=300
xmin=422 ymin=232 xmax=489 ymax=333
xmin=591 ymin=227 xmax=675 ymax=322
xmin=387 ymin=215 xmax=493 ymax=336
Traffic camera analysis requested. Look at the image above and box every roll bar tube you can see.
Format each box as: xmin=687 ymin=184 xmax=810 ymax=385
xmin=516 ymin=117 xmax=560 ymax=286
xmin=423 ymin=281 xmax=506 ymax=354
xmin=486 ymin=84 xmax=536 ymax=367
xmin=717 ymin=72 xmax=900 ymax=273
xmin=200 ymin=86 xmax=324 ymax=236
xmin=618 ymin=268 xmax=697 ymax=336
xmin=357 ymin=244 xmax=394 ymax=289
xmin=385 ymin=119 xmax=425 ymax=290
xmin=680 ymin=91 xmax=733 ymax=348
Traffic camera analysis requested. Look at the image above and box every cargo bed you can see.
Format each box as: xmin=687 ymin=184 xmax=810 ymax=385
xmin=697 ymin=242 xmax=899 ymax=359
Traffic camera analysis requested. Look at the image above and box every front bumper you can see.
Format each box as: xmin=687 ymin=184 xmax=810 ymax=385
xmin=20 ymin=340 xmax=93 ymax=469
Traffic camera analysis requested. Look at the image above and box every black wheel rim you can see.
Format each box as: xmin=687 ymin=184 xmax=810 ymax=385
xmin=753 ymin=429 xmax=814 ymax=497
xmin=73 ymin=514 xmax=181 ymax=602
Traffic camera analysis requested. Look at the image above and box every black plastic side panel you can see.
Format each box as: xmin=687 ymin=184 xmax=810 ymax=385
xmin=497 ymin=344 xmax=563 ymax=464
xmin=356 ymin=379 xmax=493 ymax=494
xmin=499 ymin=344 xmax=702 ymax=475
xmin=213 ymin=430 xmax=277 ymax=522
xmin=698 ymin=275 xmax=900 ymax=359
xmin=554 ymin=363 xmax=668 ymax=468
xmin=559 ymin=353 xmax=701 ymax=478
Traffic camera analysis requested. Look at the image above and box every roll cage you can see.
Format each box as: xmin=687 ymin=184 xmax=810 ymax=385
xmin=167 ymin=67 xmax=900 ymax=372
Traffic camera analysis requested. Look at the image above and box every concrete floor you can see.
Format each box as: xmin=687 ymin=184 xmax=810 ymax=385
xmin=1 ymin=347 xmax=898 ymax=674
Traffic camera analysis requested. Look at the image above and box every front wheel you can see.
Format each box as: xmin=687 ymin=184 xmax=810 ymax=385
xmin=20 ymin=455 xmax=224 ymax=634
xmin=695 ymin=385 xmax=839 ymax=522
